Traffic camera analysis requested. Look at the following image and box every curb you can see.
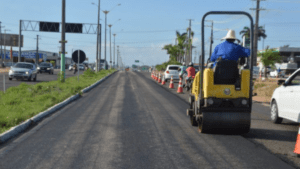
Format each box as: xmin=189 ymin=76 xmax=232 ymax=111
xmin=0 ymin=71 xmax=117 ymax=144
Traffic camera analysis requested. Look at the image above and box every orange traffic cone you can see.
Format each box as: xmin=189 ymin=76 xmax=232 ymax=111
xmin=169 ymin=76 xmax=174 ymax=89
xmin=158 ymin=73 xmax=162 ymax=83
xmin=294 ymin=125 xmax=300 ymax=156
xmin=177 ymin=77 xmax=183 ymax=93
xmin=162 ymin=75 xmax=166 ymax=85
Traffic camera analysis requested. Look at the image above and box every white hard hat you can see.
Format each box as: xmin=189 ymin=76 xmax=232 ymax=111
xmin=182 ymin=62 xmax=185 ymax=65
xmin=221 ymin=30 xmax=238 ymax=40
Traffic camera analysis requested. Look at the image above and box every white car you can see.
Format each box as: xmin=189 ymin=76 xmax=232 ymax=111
xmin=270 ymin=70 xmax=285 ymax=78
xmin=69 ymin=64 xmax=73 ymax=71
xmin=270 ymin=68 xmax=300 ymax=124
xmin=164 ymin=65 xmax=180 ymax=82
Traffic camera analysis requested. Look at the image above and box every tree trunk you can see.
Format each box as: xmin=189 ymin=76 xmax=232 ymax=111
xmin=264 ymin=66 xmax=267 ymax=79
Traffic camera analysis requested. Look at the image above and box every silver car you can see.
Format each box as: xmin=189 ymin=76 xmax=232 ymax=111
xmin=8 ymin=62 xmax=38 ymax=81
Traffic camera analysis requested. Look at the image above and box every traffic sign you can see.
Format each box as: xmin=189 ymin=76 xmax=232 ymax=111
xmin=59 ymin=40 xmax=68 ymax=43
xmin=135 ymin=60 xmax=139 ymax=63
xmin=72 ymin=50 xmax=86 ymax=63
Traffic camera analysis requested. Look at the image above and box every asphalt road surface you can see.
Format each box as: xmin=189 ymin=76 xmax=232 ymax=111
xmin=0 ymin=69 xmax=84 ymax=91
xmin=0 ymin=71 xmax=296 ymax=169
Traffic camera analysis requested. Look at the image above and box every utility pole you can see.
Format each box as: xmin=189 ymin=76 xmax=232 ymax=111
xmin=18 ymin=20 xmax=22 ymax=63
xmin=108 ymin=24 xmax=112 ymax=69
xmin=187 ymin=19 xmax=194 ymax=64
xmin=103 ymin=11 xmax=109 ymax=69
xmin=95 ymin=0 xmax=100 ymax=72
xmin=117 ymin=45 xmax=119 ymax=69
xmin=205 ymin=20 xmax=214 ymax=58
xmin=0 ymin=22 xmax=3 ymax=66
xmin=113 ymin=34 xmax=116 ymax=68
xmin=35 ymin=35 xmax=41 ymax=67
xmin=250 ymin=0 xmax=266 ymax=65
xmin=61 ymin=0 xmax=66 ymax=81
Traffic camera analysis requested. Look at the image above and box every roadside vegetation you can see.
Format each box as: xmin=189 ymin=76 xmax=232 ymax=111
xmin=0 ymin=69 xmax=115 ymax=134
xmin=253 ymin=78 xmax=281 ymax=102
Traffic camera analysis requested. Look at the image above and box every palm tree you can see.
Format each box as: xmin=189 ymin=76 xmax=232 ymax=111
xmin=162 ymin=44 xmax=179 ymax=61
xmin=240 ymin=26 xmax=267 ymax=44
xmin=176 ymin=31 xmax=188 ymax=63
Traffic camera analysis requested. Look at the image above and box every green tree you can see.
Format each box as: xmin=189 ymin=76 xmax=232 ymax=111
xmin=240 ymin=26 xmax=267 ymax=42
xmin=258 ymin=48 xmax=282 ymax=78
xmin=162 ymin=44 xmax=180 ymax=61
xmin=176 ymin=31 xmax=188 ymax=62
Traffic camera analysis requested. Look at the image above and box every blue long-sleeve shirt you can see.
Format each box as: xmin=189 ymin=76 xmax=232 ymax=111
xmin=210 ymin=41 xmax=250 ymax=67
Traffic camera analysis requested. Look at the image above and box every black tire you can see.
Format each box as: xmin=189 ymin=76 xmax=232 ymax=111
xmin=28 ymin=75 xmax=32 ymax=81
xmin=33 ymin=74 xmax=37 ymax=81
xmin=9 ymin=78 xmax=12 ymax=81
xmin=165 ymin=79 xmax=168 ymax=82
xmin=271 ymin=100 xmax=283 ymax=124
xmin=49 ymin=71 xmax=51 ymax=74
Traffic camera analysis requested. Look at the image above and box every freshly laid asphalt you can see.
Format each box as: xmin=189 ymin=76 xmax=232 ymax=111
xmin=0 ymin=71 xmax=296 ymax=169
xmin=0 ymin=69 xmax=84 ymax=91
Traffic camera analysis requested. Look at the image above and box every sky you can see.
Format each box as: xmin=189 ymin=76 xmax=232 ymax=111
xmin=1 ymin=0 xmax=300 ymax=67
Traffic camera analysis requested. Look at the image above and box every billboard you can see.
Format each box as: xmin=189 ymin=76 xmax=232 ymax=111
xmin=0 ymin=51 xmax=47 ymax=60
xmin=0 ymin=34 xmax=23 ymax=47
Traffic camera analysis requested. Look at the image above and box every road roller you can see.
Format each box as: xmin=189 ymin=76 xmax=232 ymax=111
xmin=187 ymin=11 xmax=254 ymax=134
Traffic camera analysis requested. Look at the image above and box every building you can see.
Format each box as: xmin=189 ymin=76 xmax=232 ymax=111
xmin=0 ymin=49 xmax=72 ymax=67
xmin=258 ymin=45 xmax=300 ymax=73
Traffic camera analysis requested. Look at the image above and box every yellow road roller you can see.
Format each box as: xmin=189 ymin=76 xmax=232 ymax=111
xmin=187 ymin=11 xmax=254 ymax=134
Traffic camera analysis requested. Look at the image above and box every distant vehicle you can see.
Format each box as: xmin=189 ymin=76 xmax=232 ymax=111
xmin=271 ymin=68 xmax=300 ymax=124
xmin=164 ymin=65 xmax=180 ymax=82
xmin=37 ymin=62 xmax=54 ymax=74
xmin=69 ymin=64 xmax=74 ymax=71
xmin=4 ymin=62 xmax=15 ymax=67
xmin=79 ymin=64 xmax=85 ymax=70
xmin=270 ymin=70 xmax=285 ymax=78
xmin=8 ymin=62 xmax=38 ymax=81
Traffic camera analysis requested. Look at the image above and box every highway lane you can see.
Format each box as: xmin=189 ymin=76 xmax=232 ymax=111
xmin=0 ymin=69 xmax=84 ymax=91
xmin=0 ymin=71 xmax=294 ymax=169
xmin=148 ymin=72 xmax=300 ymax=168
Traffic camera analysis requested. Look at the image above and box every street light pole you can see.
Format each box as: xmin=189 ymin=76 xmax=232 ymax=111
xmin=103 ymin=11 xmax=109 ymax=69
xmin=61 ymin=0 xmax=66 ymax=81
xmin=96 ymin=0 xmax=100 ymax=72
xmin=108 ymin=24 xmax=112 ymax=69
xmin=113 ymin=34 xmax=116 ymax=69
xmin=117 ymin=45 xmax=119 ymax=69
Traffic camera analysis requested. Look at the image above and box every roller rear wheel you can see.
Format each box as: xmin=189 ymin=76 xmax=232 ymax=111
xmin=198 ymin=112 xmax=251 ymax=134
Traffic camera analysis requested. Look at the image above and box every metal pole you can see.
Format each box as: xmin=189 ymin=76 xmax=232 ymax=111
xmin=95 ymin=0 xmax=101 ymax=72
xmin=78 ymin=50 xmax=79 ymax=81
xmin=108 ymin=25 xmax=112 ymax=69
xmin=188 ymin=19 xmax=191 ymax=64
xmin=0 ymin=22 xmax=2 ymax=65
xmin=103 ymin=11 xmax=109 ymax=69
xmin=117 ymin=45 xmax=119 ymax=68
xmin=18 ymin=20 xmax=22 ymax=62
xmin=36 ymin=35 xmax=39 ymax=67
xmin=61 ymin=0 xmax=66 ymax=81
xmin=253 ymin=0 xmax=260 ymax=66
xmin=99 ymin=24 xmax=102 ymax=70
xmin=3 ymin=74 xmax=5 ymax=93
xmin=113 ymin=34 xmax=116 ymax=69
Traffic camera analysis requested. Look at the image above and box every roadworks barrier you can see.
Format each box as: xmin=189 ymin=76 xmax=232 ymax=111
xmin=0 ymin=71 xmax=117 ymax=144
xmin=169 ymin=76 xmax=174 ymax=89
xmin=161 ymin=75 xmax=166 ymax=85
xmin=177 ymin=77 xmax=183 ymax=93
xmin=294 ymin=124 xmax=300 ymax=156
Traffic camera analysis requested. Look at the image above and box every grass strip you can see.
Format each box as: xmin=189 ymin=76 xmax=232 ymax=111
xmin=0 ymin=69 xmax=115 ymax=134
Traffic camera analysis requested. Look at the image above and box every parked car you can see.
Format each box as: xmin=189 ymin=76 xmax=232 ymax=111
xmin=164 ymin=65 xmax=180 ymax=82
xmin=270 ymin=70 xmax=285 ymax=78
xmin=37 ymin=62 xmax=54 ymax=74
xmin=8 ymin=62 xmax=38 ymax=81
xmin=270 ymin=68 xmax=300 ymax=124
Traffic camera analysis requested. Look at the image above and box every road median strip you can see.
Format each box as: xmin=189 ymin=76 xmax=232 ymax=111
xmin=0 ymin=69 xmax=117 ymax=144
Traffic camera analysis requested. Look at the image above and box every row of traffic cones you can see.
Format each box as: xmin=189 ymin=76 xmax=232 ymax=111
xmin=151 ymin=71 xmax=183 ymax=93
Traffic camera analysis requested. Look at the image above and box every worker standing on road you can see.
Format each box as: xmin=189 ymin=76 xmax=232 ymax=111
xmin=210 ymin=30 xmax=250 ymax=67
xmin=73 ymin=64 xmax=78 ymax=74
